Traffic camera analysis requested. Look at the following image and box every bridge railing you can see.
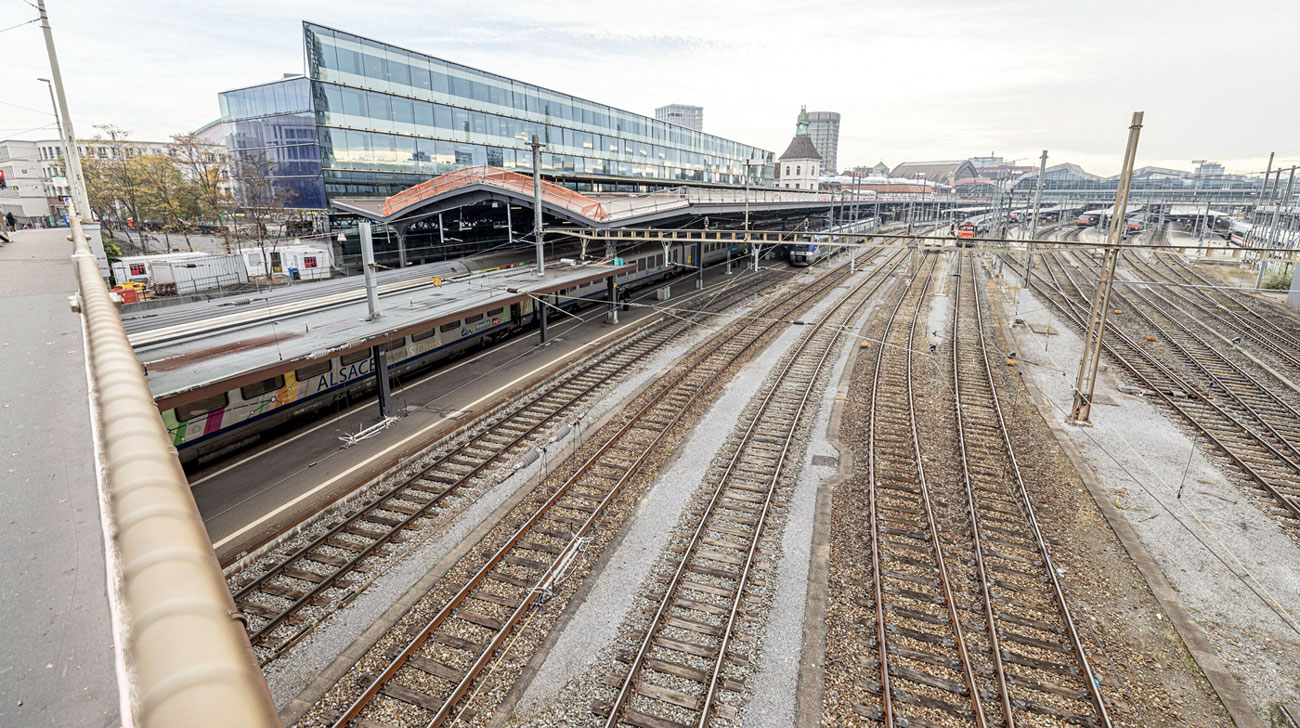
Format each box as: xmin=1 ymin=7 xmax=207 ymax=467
xmin=68 ymin=216 xmax=278 ymax=727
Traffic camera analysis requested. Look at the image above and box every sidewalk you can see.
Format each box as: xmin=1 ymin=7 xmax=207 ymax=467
xmin=0 ymin=228 xmax=119 ymax=727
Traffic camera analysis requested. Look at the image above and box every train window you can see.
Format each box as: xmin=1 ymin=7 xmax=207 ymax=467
xmin=412 ymin=328 xmax=436 ymax=341
xmin=655 ymin=254 xmax=663 ymax=267
xmin=440 ymin=320 xmax=460 ymax=333
xmin=384 ymin=338 xmax=406 ymax=352
xmin=340 ymin=349 xmax=370 ymax=366
xmin=240 ymin=374 xmax=285 ymax=400
xmin=465 ymin=312 xmax=484 ymax=323
xmin=487 ymin=307 xmax=504 ymax=319
xmin=295 ymin=360 xmax=331 ymax=380
xmin=177 ymin=392 xmax=228 ymax=421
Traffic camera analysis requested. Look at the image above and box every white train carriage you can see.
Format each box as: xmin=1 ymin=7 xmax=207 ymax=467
xmin=162 ymin=238 xmax=743 ymax=466
xmin=790 ymin=219 xmax=879 ymax=267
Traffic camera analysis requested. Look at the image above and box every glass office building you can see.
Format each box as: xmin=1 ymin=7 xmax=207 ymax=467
xmin=219 ymin=22 xmax=774 ymax=209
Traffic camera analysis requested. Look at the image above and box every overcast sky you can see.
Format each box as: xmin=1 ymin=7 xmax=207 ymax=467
xmin=3 ymin=0 xmax=1296 ymax=176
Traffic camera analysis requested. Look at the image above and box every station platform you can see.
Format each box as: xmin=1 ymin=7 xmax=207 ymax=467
xmin=0 ymin=228 xmax=119 ymax=726
xmin=132 ymin=260 xmax=632 ymax=411
xmin=194 ymin=262 xmax=778 ymax=563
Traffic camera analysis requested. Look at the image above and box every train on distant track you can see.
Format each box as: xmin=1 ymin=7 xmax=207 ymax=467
xmin=789 ymin=218 xmax=880 ymax=266
xmin=162 ymin=238 xmax=744 ymax=468
xmin=955 ymin=220 xmax=982 ymax=246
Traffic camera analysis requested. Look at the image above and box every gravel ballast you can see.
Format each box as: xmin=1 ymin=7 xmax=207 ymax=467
xmin=508 ymin=265 xmax=868 ymax=724
xmin=1000 ymin=273 xmax=1300 ymax=723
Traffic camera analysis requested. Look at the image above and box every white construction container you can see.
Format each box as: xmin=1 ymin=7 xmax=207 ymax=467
xmin=152 ymin=254 xmax=249 ymax=296
xmin=111 ymin=251 xmax=208 ymax=287
xmin=241 ymin=243 xmax=333 ymax=281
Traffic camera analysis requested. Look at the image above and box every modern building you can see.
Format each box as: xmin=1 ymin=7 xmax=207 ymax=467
xmin=219 ymin=22 xmax=774 ymax=210
xmin=777 ymin=107 xmax=821 ymax=191
xmin=805 ymin=111 xmax=840 ymax=174
xmin=655 ymin=104 xmax=703 ymax=132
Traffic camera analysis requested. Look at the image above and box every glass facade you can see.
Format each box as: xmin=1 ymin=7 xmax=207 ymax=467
xmin=219 ymin=23 xmax=775 ymax=208
xmin=219 ymin=77 xmax=327 ymax=208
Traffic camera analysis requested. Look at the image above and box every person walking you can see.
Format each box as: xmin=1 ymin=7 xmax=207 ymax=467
xmin=4 ymin=212 xmax=16 ymax=231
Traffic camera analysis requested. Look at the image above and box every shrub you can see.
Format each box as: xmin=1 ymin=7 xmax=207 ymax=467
xmin=1262 ymin=271 xmax=1292 ymax=290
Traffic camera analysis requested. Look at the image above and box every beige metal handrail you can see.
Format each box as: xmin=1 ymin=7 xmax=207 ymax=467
xmin=69 ymin=216 xmax=279 ymax=727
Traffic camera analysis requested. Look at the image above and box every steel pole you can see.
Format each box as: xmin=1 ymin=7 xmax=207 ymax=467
xmin=1258 ymin=167 xmax=1295 ymax=288
xmin=530 ymin=135 xmax=545 ymax=276
xmin=1247 ymin=153 xmax=1274 ymax=253
xmin=1070 ymin=112 xmax=1144 ymax=424
xmin=360 ymin=221 xmax=381 ymax=320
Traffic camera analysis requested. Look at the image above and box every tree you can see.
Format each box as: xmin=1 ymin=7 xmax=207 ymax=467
xmin=170 ymin=132 xmax=232 ymax=250
xmin=137 ymin=154 xmax=198 ymax=251
xmin=228 ymin=149 xmax=294 ymax=277
xmin=83 ymin=125 xmax=152 ymax=253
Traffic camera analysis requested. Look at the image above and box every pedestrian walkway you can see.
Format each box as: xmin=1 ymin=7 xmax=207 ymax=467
xmin=0 ymin=228 xmax=119 ymax=727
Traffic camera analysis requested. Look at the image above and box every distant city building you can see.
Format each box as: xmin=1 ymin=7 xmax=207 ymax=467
xmin=220 ymin=23 xmax=772 ymax=209
xmin=871 ymin=160 xmax=890 ymax=177
xmin=655 ymin=103 xmax=703 ymax=132
xmin=777 ymin=107 xmax=821 ymax=191
xmin=1 ymin=134 xmax=225 ymax=226
xmin=806 ymin=111 xmax=840 ymax=174
xmin=0 ymin=139 xmax=48 ymax=225
xmin=891 ymin=160 xmax=978 ymax=186
xmin=1196 ymin=161 xmax=1225 ymax=177
xmin=969 ymin=155 xmax=1035 ymax=182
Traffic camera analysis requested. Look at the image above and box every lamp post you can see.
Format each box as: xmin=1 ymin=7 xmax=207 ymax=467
xmin=37 ymin=77 xmax=70 ymax=223
xmin=37 ymin=0 xmax=107 ymax=274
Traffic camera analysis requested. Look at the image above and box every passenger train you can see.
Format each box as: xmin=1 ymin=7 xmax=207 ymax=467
xmin=162 ymin=238 xmax=744 ymax=468
xmin=789 ymin=218 xmax=880 ymax=267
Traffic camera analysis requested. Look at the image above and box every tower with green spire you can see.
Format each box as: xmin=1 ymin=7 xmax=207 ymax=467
xmin=796 ymin=106 xmax=809 ymax=136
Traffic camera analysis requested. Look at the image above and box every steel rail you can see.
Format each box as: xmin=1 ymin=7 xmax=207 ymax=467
xmin=67 ymin=216 xmax=279 ymax=727
xmin=865 ymin=253 xmax=989 ymax=728
xmin=1054 ymin=252 xmax=1300 ymax=469
xmin=234 ymin=269 xmax=775 ymax=659
xmin=329 ymin=260 xmax=857 ymax=728
xmin=950 ymin=253 xmax=1015 ymax=726
xmin=602 ymin=249 xmax=904 ymax=728
xmin=1141 ymin=253 xmax=1300 ymax=368
xmin=1007 ymin=254 xmax=1300 ymax=523
xmin=953 ymin=252 xmax=1112 ymax=726
xmin=1124 ymin=253 xmax=1300 ymax=375
xmin=1156 ymin=252 xmax=1300 ymax=346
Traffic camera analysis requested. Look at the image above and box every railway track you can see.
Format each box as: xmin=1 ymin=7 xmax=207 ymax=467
xmin=1003 ymin=252 xmax=1300 ymax=527
xmin=852 ymin=251 xmax=995 ymax=727
xmin=592 ymin=249 xmax=907 ymax=728
xmin=324 ymin=256 xmax=870 ymax=728
xmin=232 ymin=269 xmax=780 ymax=663
xmin=946 ymin=252 xmax=1110 ymax=727
xmin=837 ymin=251 xmax=1112 ymax=728
xmin=1122 ymin=251 xmax=1300 ymax=380
xmin=1060 ymin=251 xmax=1300 ymax=461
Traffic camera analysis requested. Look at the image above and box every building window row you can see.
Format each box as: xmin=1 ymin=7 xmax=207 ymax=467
xmin=303 ymin=24 xmax=766 ymax=166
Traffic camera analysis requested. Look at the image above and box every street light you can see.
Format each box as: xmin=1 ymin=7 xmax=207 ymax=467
xmin=37 ymin=77 xmax=69 ymax=222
